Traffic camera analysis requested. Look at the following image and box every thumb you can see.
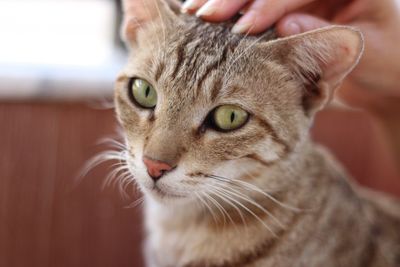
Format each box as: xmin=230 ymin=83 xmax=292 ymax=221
xmin=276 ymin=13 xmax=331 ymax=37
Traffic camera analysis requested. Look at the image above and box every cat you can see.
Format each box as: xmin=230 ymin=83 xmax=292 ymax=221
xmin=113 ymin=0 xmax=400 ymax=266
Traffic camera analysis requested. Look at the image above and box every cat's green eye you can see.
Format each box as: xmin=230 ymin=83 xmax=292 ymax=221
xmin=130 ymin=78 xmax=157 ymax=108
xmin=213 ymin=105 xmax=249 ymax=131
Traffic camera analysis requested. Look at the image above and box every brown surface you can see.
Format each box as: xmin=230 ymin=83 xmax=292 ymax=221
xmin=0 ymin=103 xmax=144 ymax=267
xmin=0 ymin=102 xmax=399 ymax=267
xmin=313 ymin=109 xmax=400 ymax=196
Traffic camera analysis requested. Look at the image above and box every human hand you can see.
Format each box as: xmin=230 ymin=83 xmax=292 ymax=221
xmin=181 ymin=0 xmax=344 ymax=34
xmin=276 ymin=0 xmax=400 ymax=113
xmin=182 ymin=0 xmax=400 ymax=112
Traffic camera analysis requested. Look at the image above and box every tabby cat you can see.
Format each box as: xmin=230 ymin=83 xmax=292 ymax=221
xmin=114 ymin=0 xmax=400 ymax=266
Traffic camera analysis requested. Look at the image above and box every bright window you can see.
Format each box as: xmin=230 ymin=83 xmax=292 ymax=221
xmin=0 ymin=0 xmax=123 ymax=100
xmin=0 ymin=0 xmax=116 ymax=67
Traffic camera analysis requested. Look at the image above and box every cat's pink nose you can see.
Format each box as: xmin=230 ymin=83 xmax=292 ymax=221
xmin=143 ymin=156 xmax=173 ymax=181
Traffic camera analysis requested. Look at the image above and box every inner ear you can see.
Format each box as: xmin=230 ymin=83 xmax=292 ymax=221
xmin=260 ymin=26 xmax=364 ymax=115
xmin=121 ymin=0 xmax=181 ymax=46
xmin=301 ymin=73 xmax=322 ymax=114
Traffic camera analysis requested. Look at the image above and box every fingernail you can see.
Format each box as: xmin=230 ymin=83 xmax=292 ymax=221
xmin=231 ymin=12 xmax=255 ymax=34
xmin=286 ymin=22 xmax=301 ymax=35
xmin=181 ymin=0 xmax=197 ymax=13
xmin=231 ymin=23 xmax=252 ymax=34
xmin=196 ymin=0 xmax=220 ymax=17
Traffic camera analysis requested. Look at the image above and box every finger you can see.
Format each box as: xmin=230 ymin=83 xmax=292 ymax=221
xmin=181 ymin=0 xmax=208 ymax=14
xmin=276 ymin=13 xmax=331 ymax=36
xmin=195 ymin=0 xmax=251 ymax=21
xmin=232 ymin=0 xmax=317 ymax=34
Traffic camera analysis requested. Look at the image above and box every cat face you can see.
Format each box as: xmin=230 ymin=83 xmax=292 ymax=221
xmin=115 ymin=0 xmax=363 ymax=204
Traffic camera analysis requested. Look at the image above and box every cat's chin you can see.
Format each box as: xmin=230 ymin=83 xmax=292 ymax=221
xmin=142 ymin=185 xmax=194 ymax=206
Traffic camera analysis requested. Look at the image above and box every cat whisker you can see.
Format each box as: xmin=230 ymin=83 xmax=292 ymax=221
xmin=96 ymin=137 xmax=127 ymax=150
xmin=209 ymin=185 xmax=278 ymax=238
xmin=206 ymin=187 xmax=244 ymax=233
xmin=102 ymin=164 xmax=130 ymax=189
xmin=201 ymin=191 xmax=223 ymax=225
xmin=79 ymin=150 xmax=127 ymax=181
xmin=83 ymin=147 xmax=136 ymax=199
xmin=209 ymin=174 xmax=306 ymax=213
xmin=203 ymin=192 xmax=229 ymax=227
xmin=125 ymin=196 xmax=145 ymax=209
xmin=205 ymin=185 xmax=248 ymax=231
xmin=210 ymin=182 xmax=286 ymax=230
xmin=118 ymin=170 xmax=135 ymax=199
xmin=121 ymin=171 xmax=134 ymax=189
xmin=195 ymin=192 xmax=219 ymax=226
xmin=238 ymin=164 xmax=311 ymax=207
xmin=78 ymin=132 xmax=141 ymax=201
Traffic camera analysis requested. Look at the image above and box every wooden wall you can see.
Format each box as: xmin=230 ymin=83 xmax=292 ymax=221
xmin=0 ymin=102 xmax=399 ymax=267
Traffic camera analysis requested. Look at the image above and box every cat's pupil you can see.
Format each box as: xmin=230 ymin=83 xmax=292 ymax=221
xmin=230 ymin=112 xmax=235 ymax=123
xmin=145 ymin=86 xmax=150 ymax=98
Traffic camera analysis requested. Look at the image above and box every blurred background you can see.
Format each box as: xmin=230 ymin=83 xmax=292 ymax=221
xmin=0 ymin=1 xmax=399 ymax=267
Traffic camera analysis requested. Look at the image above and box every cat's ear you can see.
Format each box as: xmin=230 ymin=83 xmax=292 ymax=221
xmin=121 ymin=0 xmax=181 ymax=46
xmin=262 ymin=26 xmax=364 ymax=115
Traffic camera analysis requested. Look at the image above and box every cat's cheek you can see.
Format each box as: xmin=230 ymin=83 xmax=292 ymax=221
xmin=124 ymin=141 xmax=155 ymax=189
xmin=197 ymin=136 xmax=260 ymax=164
xmin=254 ymin=138 xmax=288 ymax=163
xmin=120 ymin=112 xmax=154 ymax=147
xmin=115 ymin=94 xmax=153 ymax=138
xmin=128 ymin=161 xmax=154 ymax=190
xmin=115 ymin=95 xmax=138 ymax=124
xmin=211 ymin=161 xmax=247 ymax=180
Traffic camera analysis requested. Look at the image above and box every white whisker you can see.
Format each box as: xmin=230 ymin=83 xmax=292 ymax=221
xmin=103 ymin=165 xmax=129 ymax=189
xmin=118 ymin=170 xmax=135 ymax=199
xmin=211 ymin=182 xmax=286 ymax=229
xmin=79 ymin=150 xmax=127 ymax=181
xmin=96 ymin=137 xmax=127 ymax=150
xmin=196 ymin=192 xmax=219 ymax=226
xmin=209 ymin=185 xmax=278 ymax=237
xmin=125 ymin=196 xmax=145 ymax=209
xmin=206 ymin=192 xmax=232 ymax=227
xmin=210 ymin=174 xmax=305 ymax=213
xmin=205 ymin=186 xmax=247 ymax=232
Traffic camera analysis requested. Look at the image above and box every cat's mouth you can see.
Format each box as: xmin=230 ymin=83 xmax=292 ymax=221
xmin=151 ymin=184 xmax=184 ymax=199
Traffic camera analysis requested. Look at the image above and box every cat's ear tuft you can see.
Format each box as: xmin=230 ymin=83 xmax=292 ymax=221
xmin=121 ymin=0 xmax=181 ymax=47
xmin=264 ymin=26 xmax=364 ymax=115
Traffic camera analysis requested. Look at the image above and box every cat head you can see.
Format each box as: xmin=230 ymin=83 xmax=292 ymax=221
xmin=115 ymin=0 xmax=363 ymax=205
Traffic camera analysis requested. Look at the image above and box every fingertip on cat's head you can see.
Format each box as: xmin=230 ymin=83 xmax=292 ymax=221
xmin=276 ymin=13 xmax=331 ymax=37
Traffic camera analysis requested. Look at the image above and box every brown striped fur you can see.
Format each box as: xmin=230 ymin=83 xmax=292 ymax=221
xmin=114 ymin=1 xmax=400 ymax=266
